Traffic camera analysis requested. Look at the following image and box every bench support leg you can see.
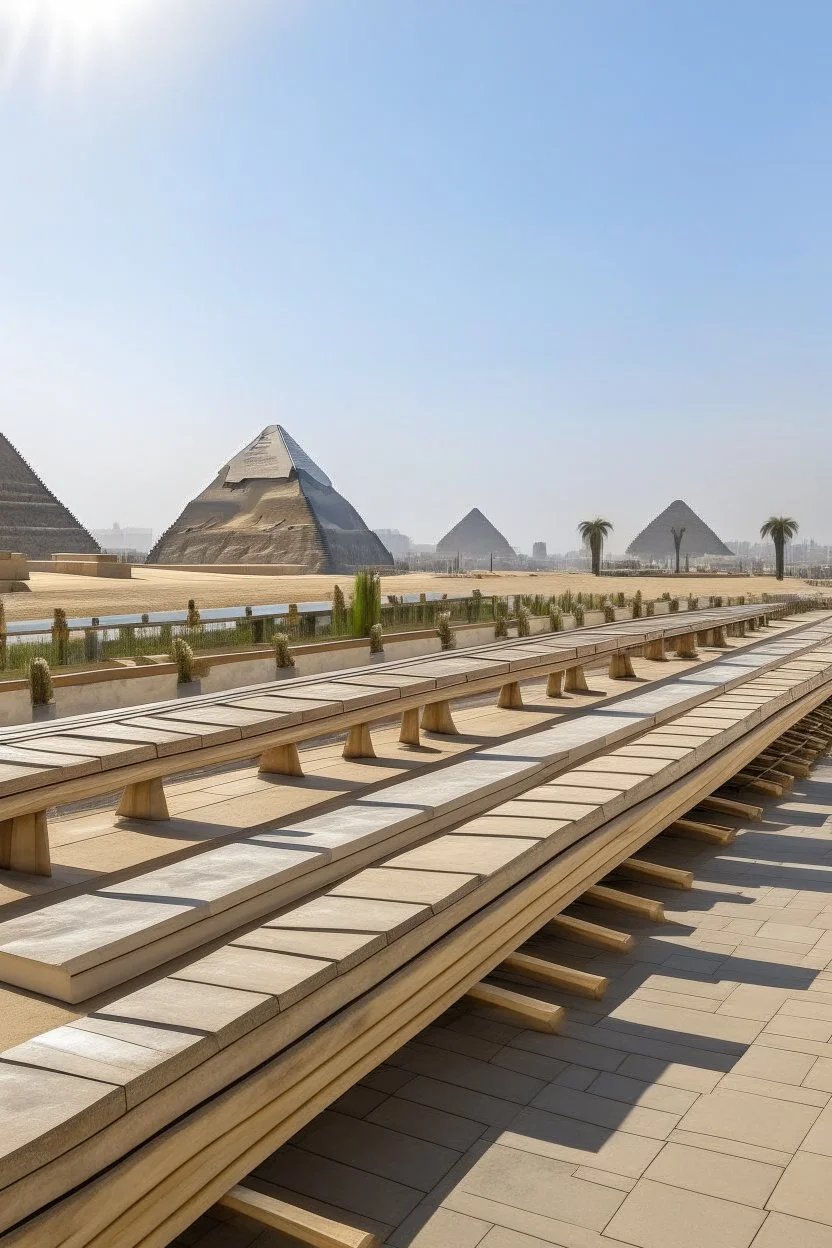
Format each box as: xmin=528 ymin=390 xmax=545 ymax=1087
xmin=498 ymin=681 xmax=523 ymax=709
xmin=609 ymin=652 xmax=636 ymax=679
xmin=421 ymin=700 xmax=458 ymax=735
xmin=0 ymin=811 xmax=51 ymax=876
xmin=675 ymin=633 xmax=699 ymax=659
xmin=259 ymin=743 xmax=304 ymax=777
xmin=645 ymin=638 xmax=667 ymax=661
xmin=117 ymin=778 xmax=170 ymax=821
xmin=711 ymin=625 xmax=728 ymax=647
xmin=399 ymin=708 xmax=421 ymax=747
xmin=546 ymin=670 xmax=564 ymax=698
xmin=343 ymin=723 xmax=376 ymax=760
xmin=564 ymin=665 xmax=589 ymax=693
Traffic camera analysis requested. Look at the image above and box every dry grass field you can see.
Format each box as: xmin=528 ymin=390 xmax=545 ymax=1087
xmin=3 ymin=566 xmax=812 ymax=621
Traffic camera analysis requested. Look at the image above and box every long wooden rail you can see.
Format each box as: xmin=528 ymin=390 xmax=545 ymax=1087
xmin=0 ymin=613 xmax=830 ymax=1246
xmin=0 ymin=603 xmax=784 ymax=876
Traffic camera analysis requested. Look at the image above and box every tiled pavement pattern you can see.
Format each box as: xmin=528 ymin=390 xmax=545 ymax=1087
xmin=177 ymin=762 xmax=832 ymax=1248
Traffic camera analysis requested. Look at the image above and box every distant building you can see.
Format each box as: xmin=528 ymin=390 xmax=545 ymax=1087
xmin=626 ymin=500 xmax=733 ymax=562
xmin=436 ymin=508 xmax=514 ymax=559
xmin=92 ymin=523 xmax=154 ymax=555
xmin=532 ymin=541 xmax=547 ymax=559
xmin=374 ymin=529 xmax=412 ymax=558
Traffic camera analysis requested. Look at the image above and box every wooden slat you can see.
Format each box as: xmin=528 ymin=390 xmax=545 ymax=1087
xmin=699 ymin=795 xmax=763 ymax=821
xmin=614 ymin=857 xmax=694 ymax=891
xmin=543 ymin=913 xmax=635 ymax=953
xmin=466 ymin=981 xmax=565 ymax=1030
xmin=665 ymin=816 xmax=736 ymax=845
xmin=501 ymin=950 xmax=608 ymax=999
xmin=218 ymin=1184 xmax=378 ymax=1248
xmin=583 ymin=883 xmax=665 ymax=922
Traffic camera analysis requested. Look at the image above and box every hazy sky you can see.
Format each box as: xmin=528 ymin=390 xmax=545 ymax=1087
xmin=1 ymin=0 xmax=829 ymax=554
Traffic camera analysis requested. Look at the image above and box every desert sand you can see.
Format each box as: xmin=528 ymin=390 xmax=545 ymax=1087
xmin=2 ymin=566 xmax=812 ymax=621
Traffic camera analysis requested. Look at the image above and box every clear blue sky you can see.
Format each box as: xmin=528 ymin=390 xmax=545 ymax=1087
xmin=1 ymin=0 xmax=829 ymax=554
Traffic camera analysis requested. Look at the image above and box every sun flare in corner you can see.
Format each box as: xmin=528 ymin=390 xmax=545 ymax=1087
xmin=0 ymin=0 xmax=157 ymax=80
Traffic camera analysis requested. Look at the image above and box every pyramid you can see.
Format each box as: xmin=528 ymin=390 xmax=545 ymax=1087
xmin=0 ymin=433 xmax=99 ymax=559
xmin=626 ymin=500 xmax=733 ymax=561
xmin=436 ymin=508 xmax=515 ymax=558
xmin=148 ymin=425 xmax=393 ymax=573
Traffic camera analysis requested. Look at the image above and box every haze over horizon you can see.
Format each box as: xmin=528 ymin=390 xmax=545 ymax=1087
xmin=2 ymin=1 xmax=829 ymax=554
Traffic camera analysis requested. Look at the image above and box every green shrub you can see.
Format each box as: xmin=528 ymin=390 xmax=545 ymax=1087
xmin=604 ymin=603 xmax=615 ymax=623
xmin=286 ymin=602 xmax=300 ymax=634
xmin=51 ymin=608 xmax=70 ymax=665
xmin=0 ymin=598 xmax=6 ymax=668
xmin=352 ymin=571 xmax=381 ymax=637
xmin=369 ymin=623 xmax=384 ymax=654
xmin=549 ymin=607 xmax=563 ymax=632
xmin=494 ymin=599 xmax=509 ymax=639
xmin=516 ymin=603 xmax=531 ymax=638
xmin=713 ymin=595 xmax=723 ymax=607
xmin=661 ymin=591 xmax=671 ymax=601
xmin=669 ymin=597 xmax=680 ymax=613
xmin=688 ymin=594 xmax=698 ymax=611
xmin=631 ymin=590 xmax=643 ymax=619
xmin=171 ymin=637 xmax=196 ymax=684
xmin=186 ymin=599 xmax=201 ymax=628
xmin=437 ymin=611 xmax=456 ymax=650
xmin=274 ymin=632 xmax=294 ymax=670
xmin=616 ymin=592 xmax=625 ymax=608
xmin=573 ymin=603 xmax=585 ymax=626
xmin=332 ymin=584 xmax=347 ymax=632
xmin=470 ymin=587 xmax=483 ymax=620
xmin=646 ymin=599 xmax=655 ymax=617
xmin=28 ymin=656 xmax=53 ymax=706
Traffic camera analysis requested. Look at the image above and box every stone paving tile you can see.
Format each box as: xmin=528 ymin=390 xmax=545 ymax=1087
xmin=643 ymin=1140 xmax=782 ymax=1206
xmin=751 ymin=1212 xmax=832 ymax=1246
xmin=604 ymin=1178 xmax=766 ymax=1248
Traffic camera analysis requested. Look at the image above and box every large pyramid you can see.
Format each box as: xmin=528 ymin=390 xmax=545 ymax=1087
xmin=436 ymin=508 xmax=515 ymax=558
xmin=148 ymin=425 xmax=393 ymax=573
xmin=626 ymin=500 xmax=733 ymax=561
xmin=0 ymin=433 xmax=99 ymax=559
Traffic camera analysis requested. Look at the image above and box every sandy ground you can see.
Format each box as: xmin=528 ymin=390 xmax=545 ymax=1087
xmin=0 ymin=567 xmax=811 ymax=621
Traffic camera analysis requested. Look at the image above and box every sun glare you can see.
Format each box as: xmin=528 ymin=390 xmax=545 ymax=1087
xmin=0 ymin=0 xmax=156 ymax=80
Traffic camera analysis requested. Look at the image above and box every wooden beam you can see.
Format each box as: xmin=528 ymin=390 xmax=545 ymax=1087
xmin=342 ymin=724 xmax=376 ymax=761
xmin=645 ymin=638 xmax=667 ymax=661
xmin=421 ymin=700 xmax=458 ymax=735
xmin=259 ymin=743 xmax=304 ymax=777
xmin=501 ymin=951 xmax=609 ymax=999
xmin=614 ymin=857 xmax=694 ymax=891
xmin=543 ymin=913 xmax=635 ymax=953
xmin=675 ymin=633 xmax=699 ymax=660
xmin=700 ymin=794 xmax=763 ymax=821
xmin=564 ymin=665 xmax=589 ymax=693
xmin=116 ymin=778 xmax=169 ymax=820
xmin=218 ymin=1185 xmax=378 ymax=1248
xmin=711 ymin=625 xmax=729 ymax=647
xmin=665 ymin=816 xmax=736 ymax=845
xmin=583 ymin=883 xmax=665 ymax=922
xmin=731 ymin=773 xmax=783 ymax=797
xmin=609 ymin=652 xmax=637 ymax=680
xmin=0 ymin=810 xmax=51 ymax=876
xmin=498 ymin=681 xmax=524 ymax=710
xmin=398 ymin=708 xmax=421 ymax=747
xmin=466 ymin=981 xmax=565 ymax=1031
xmin=546 ymin=670 xmax=564 ymax=698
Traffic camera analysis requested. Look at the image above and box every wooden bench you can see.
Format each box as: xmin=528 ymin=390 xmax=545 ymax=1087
xmin=0 ymin=603 xmax=786 ymax=876
xmin=1 ymin=617 xmax=830 ymax=1246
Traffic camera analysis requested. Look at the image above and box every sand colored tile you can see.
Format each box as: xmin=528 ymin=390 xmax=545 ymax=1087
xmin=768 ymin=1150 xmax=832 ymax=1225
xmin=531 ymin=1083 xmax=679 ymax=1141
xmin=500 ymin=1106 xmax=664 ymax=1177
xmin=388 ymin=1205 xmax=491 ymax=1248
xmin=330 ymin=867 xmax=478 ymax=910
xmin=94 ymin=975 xmax=276 ymax=1047
xmin=255 ymin=1142 xmax=423 ymax=1226
xmin=678 ymin=1088 xmax=821 ymax=1151
xmin=231 ymin=926 xmax=384 ymax=973
xmin=751 ymin=1212 xmax=832 ymax=1247
xmin=267 ymin=894 xmax=429 ymax=938
xmin=171 ymin=944 xmax=334 ymax=1007
xmin=367 ymin=1095 xmax=486 ymax=1152
xmin=588 ymin=1071 xmax=698 ymax=1115
xmin=644 ymin=1141 xmax=782 ymax=1206
xmin=604 ymin=1178 xmax=765 ymax=1248
xmin=730 ymin=1046 xmax=817 ymax=1086
xmin=297 ymin=1111 xmax=460 ymax=1191
xmin=458 ymin=1143 xmax=625 ymax=1231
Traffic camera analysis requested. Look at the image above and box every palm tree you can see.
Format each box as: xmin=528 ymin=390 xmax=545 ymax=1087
xmin=760 ymin=516 xmax=798 ymax=581
xmin=578 ymin=518 xmax=614 ymax=577
xmin=671 ymin=526 xmax=686 ymax=575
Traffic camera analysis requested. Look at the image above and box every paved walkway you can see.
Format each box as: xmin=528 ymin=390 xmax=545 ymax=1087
xmin=179 ymin=761 xmax=832 ymax=1248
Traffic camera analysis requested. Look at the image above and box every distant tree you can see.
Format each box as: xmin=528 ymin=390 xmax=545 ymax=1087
xmin=760 ymin=516 xmax=799 ymax=581
xmin=671 ymin=526 xmax=686 ymax=575
xmin=578 ymin=518 xmax=614 ymax=577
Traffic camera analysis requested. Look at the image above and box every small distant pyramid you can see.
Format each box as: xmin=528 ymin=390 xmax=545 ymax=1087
xmin=148 ymin=425 xmax=393 ymax=573
xmin=436 ymin=508 xmax=514 ymax=558
xmin=0 ymin=433 xmax=98 ymax=559
xmin=626 ymin=500 xmax=733 ymax=561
